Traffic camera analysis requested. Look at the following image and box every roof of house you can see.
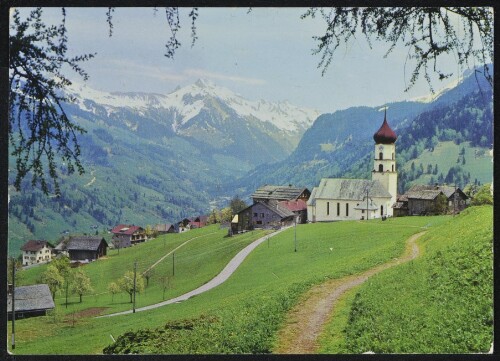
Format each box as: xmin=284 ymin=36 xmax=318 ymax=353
xmin=66 ymin=236 xmax=108 ymax=251
xmin=21 ymin=240 xmax=52 ymax=252
xmin=154 ymin=224 xmax=174 ymax=232
xmin=406 ymin=189 xmax=442 ymax=200
xmin=373 ymin=112 xmax=397 ymax=144
xmin=251 ymin=185 xmax=310 ymax=201
xmin=191 ymin=215 xmax=208 ymax=223
xmin=278 ymin=199 xmax=307 ymax=212
xmin=111 ymin=225 xmax=144 ymax=235
xmin=7 ymin=284 xmax=55 ymax=313
xmin=405 ymin=184 xmax=466 ymax=200
xmin=259 ymin=200 xmax=295 ymax=219
xmin=309 ymin=178 xmax=392 ymax=201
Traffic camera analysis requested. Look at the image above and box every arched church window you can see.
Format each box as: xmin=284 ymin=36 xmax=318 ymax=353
xmin=392 ymin=153 xmax=394 ymax=160
xmin=392 ymin=164 xmax=394 ymax=172
xmin=379 ymin=152 xmax=383 ymax=160
xmin=378 ymin=164 xmax=383 ymax=172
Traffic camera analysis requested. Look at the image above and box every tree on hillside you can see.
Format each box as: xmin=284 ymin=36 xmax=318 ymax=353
xmin=142 ymin=268 xmax=155 ymax=288
xmin=471 ymin=183 xmax=493 ymax=206
xmin=229 ymin=196 xmax=247 ymax=215
xmin=208 ymin=209 xmax=221 ymax=224
xmin=118 ymin=271 xmax=145 ymax=303
xmin=159 ymin=274 xmax=170 ymax=300
xmin=71 ymin=268 xmax=93 ymax=303
xmin=220 ymin=207 xmax=233 ymax=223
xmin=52 ymin=255 xmax=71 ymax=278
xmin=8 ymin=7 xmax=492 ymax=194
xmin=40 ymin=264 xmax=64 ymax=299
xmin=107 ymin=281 xmax=120 ymax=303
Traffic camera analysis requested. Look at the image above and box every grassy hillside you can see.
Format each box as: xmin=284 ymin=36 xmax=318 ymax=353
xmin=401 ymin=141 xmax=492 ymax=190
xmin=9 ymin=215 xmax=447 ymax=354
xmin=318 ymin=205 xmax=493 ymax=353
xmin=17 ymin=225 xmax=271 ymax=316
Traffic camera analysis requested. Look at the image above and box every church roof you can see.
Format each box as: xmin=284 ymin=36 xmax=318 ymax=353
xmin=373 ymin=111 xmax=397 ymax=144
xmin=312 ymin=178 xmax=392 ymax=201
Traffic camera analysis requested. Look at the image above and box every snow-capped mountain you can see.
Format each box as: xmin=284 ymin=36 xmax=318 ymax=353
xmin=66 ymin=79 xmax=319 ymax=136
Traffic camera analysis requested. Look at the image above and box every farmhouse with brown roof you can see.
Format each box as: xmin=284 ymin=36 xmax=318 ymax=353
xmin=20 ymin=240 xmax=53 ymax=266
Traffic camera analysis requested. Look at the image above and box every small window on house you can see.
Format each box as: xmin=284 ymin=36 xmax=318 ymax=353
xmin=260 ymin=213 xmax=265 ymax=218
xmin=253 ymin=213 xmax=258 ymax=217
xmin=379 ymin=164 xmax=383 ymax=172
xmin=346 ymin=203 xmax=349 ymax=217
xmin=379 ymin=152 xmax=383 ymax=160
xmin=337 ymin=202 xmax=340 ymax=216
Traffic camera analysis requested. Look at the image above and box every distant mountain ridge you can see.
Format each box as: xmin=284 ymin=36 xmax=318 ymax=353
xmin=227 ymin=66 xmax=493 ymax=197
xmin=8 ymin=69 xmax=493 ymax=257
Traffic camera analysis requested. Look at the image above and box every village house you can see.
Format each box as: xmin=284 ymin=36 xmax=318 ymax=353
xmin=251 ymin=185 xmax=311 ymax=203
xmin=64 ymin=236 xmax=108 ymax=263
xmin=154 ymin=223 xmax=176 ymax=234
xmin=7 ymin=284 xmax=55 ymax=320
xmin=190 ymin=215 xmax=208 ymax=229
xmin=278 ymin=199 xmax=308 ymax=224
xmin=111 ymin=224 xmax=148 ymax=247
xmin=307 ymin=111 xmax=398 ymax=222
xmin=175 ymin=218 xmax=192 ymax=233
xmin=395 ymin=184 xmax=468 ymax=216
xmin=20 ymin=240 xmax=53 ymax=266
xmin=232 ymin=200 xmax=295 ymax=233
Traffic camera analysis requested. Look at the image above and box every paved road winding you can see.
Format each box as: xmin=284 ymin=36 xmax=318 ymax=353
xmin=97 ymin=227 xmax=289 ymax=318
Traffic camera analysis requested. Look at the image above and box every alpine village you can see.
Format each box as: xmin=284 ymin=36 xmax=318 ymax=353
xmin=6 ymin=9 xmax=493 ymax=357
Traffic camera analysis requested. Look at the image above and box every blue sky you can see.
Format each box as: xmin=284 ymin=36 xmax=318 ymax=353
xmin=16 ymin=7 xmax=472 ymax=113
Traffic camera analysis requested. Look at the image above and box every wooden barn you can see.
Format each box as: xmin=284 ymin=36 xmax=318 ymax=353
xmin=7 ymin=284 xmax=55 ymax=320
xmin=233 ymin=200 xmax=295 ymax=233
xmin=399 ymin=184 xmax=468 ymax=216
xmin=65 ymin=236 xmax=108 ymax=262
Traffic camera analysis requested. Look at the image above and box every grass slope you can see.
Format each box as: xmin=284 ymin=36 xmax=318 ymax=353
xmin=18 ymin=226 xmax=271 ymax=316
xmin=402 ymin=141 xmax=492 ymax=188
xmin=318 ymin=205 xmax=493 ymax=353
xmin=9 ymin=215 xmax=446 ymax=354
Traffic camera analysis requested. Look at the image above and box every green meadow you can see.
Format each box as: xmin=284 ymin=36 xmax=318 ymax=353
xmin=318 ymin=205 xmax=493 ymax=353
xmin=8 ymin=215 xmax=452 ymax=354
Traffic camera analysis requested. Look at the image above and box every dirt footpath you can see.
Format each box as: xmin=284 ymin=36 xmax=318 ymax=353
xmin=274 ymin=231 xmax=426 ymax=354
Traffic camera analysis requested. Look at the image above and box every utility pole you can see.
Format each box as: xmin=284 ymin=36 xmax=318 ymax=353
xmin=454 ymin=184 xmax=457 ymax=216
xmin=133 ymin=260 xmax=137 ymax=313
xmin=294 ymin=217 xmax=297 ymax=252
xmin=11 ymin=258 xmax=15 ymax=350
xmin=65 ymin=275 xmax=69 ymax=308
xmin=366 ymin=189 xmax=370 ymax=220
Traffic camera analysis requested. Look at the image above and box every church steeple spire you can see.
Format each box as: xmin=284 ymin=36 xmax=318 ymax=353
xmin=373 ymin=109 xmax=397 ymax=144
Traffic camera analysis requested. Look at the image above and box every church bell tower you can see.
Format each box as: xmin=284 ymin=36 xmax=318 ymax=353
xmin=372 ymin=109 xmax=398 ymax=216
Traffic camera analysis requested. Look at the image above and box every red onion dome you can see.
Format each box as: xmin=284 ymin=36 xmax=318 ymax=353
xmin=373 ymin=112 xmax=397 ymax=144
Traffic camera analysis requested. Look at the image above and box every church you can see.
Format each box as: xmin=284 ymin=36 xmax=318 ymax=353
xmin=307 ymin=111 xmax=398 ymax=222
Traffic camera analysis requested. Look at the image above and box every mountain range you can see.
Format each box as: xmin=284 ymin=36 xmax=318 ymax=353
xmin=8 ymin=68 xmax=493 ymax=256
